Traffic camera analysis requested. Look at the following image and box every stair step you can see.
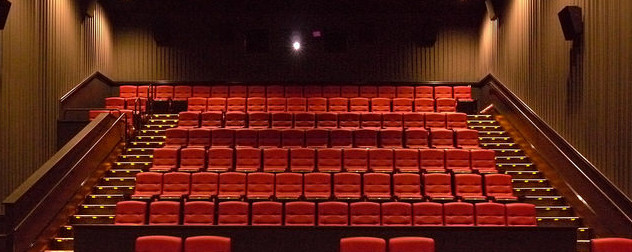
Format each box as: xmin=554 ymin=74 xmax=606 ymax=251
xmin=481 ymin=142 xmax=518 ymax=148
xmin=84 ymin=194 xmax=125 ymax=204
xmin=107 ymin=169 xmax=143 ymax=177
xmin=498 ymin=163 xmax=535 ymax=170
xmin=77 ymin=204 xmax=117 ymax=215
xmin=576 ymin=240 xmax=591 ymax=252
xmin=50 ymin=238 xmax=74 ymax=250
xmin=139 ymin=129 xmax=167 ymax=136
xmin=129 ymin=141 xmax=165 ymax=148
xmin=523 ymin=196 xmax=568 ymax=206
xmin=143 ymin=124 xmax=177 ymax=129
xmin=148 ymin=118 xmax=179 ymax=123
xmin=118 ymin=155 xmax=153 ymax=163
xmin=466 ymin=114 xmax=493 ymax=119
xmin=489 ymin=149 xmax=525 ymax=156
xmin=136 ymin=135 xmax=168 ymax=141
xmin=114 ymin=162 xmax=152 ymax=169
xmin=536 ymin=206 xmax=574 ymax=216
xmin=100 ymin=177 xmax=136 ymax=186
xmin=536 ymin=217 xmax=581 ymax=227
xmin=577 ymin=227 xmax=593 ymax=240
xmin=479 ymin=136 xmax=513 ymax=143
xmin=506 ymin=171 xmax=542 ymax=179
xmin=94 ymin=185 xmax=134 ymax=194
xmin=495 ymin=156 xmax=531 ymax=163
xmin=475 ymin=130 xmax=508 ymax=136
xmin=70 ymin=215 xmax=115 ymax=224
xmin=512 ymin=178 xmax=550 ymax=188
xmin=151 ymin=114 xmax=179 ymax=119
xmin=514 ymin=187 xmax=558 ymax=196
xmin=126 ymin=147 xmax=159 ymax=155
xmin=58 ymin=225 xmax=74 ymax=237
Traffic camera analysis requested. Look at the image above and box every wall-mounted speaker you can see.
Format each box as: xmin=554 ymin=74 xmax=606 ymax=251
xmin=558 ymin=6 xmax=583 ymax=41
xmin=0 ymin=0 xmax=11 ymax=30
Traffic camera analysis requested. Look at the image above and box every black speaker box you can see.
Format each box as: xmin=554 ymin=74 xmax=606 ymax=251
xmin=0 ymin=0 xmax=11 ymax=30
xmin=558 ymin=6 xmax=583 ymax=41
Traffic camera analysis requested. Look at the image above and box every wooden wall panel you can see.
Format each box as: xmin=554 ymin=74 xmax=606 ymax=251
xmin=480 ymin=0 xmax=632 ymax=197
xmin=111 ymin=21 xmax=484 ymax=82
xmin=0 ymin=1 xmax=113 ymax=203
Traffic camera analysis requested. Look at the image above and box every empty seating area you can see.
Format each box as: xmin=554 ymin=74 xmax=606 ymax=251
xmin=116 ymin=200 xmax=536 ymax=226
xmin=135 ymin=235 xmax=230 ymax=252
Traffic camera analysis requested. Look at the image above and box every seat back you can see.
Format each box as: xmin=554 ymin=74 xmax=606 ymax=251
xmin=165 ymin=128 xmax=188 ymax=148
xmin=318 ymin=201 xmax=349 ymax=226
xmin=349 ymin=97 xmax=369 ymax=112
xmin=136 ymin=235 xmax=182 ymax=252
xmin=275 ymin=172 xmax=303 ymax=200
xmin=285 ymin=201 xmax=316 ymax=226
xmin=340 ymin=237 xmax=386 ymax=252
xmin=328 ymin=97 xmax=348 ymax=112
xmin=217 ymin=201 xmax=249 ymax=225
xmin=305 ymin=128 xmax=329 ymax=147
xmin=363 ymin=173 xmax=391 ymax=199
xmin=290 ymin=148 xmax=315 ymax=172
xmin=190 ymin=172 xmax=219 ymax=198
xmin=134 ymin=172 xmax=163 ymax=197
xmin=304 ymin=173 xmax=332 ymax=199
xmin=334 ymin=173 xmax=362 ymax=199
xmin=224 ymin=112 xmax=246 ymax=128
xmin=258 ymin=128 xmax=281 ymax=148
xmin=331 ymin=129 xmax=353 ymax=147
xmin=381 ymin=202 xmax=412 ymax=226
xmin=371 ymin=98 xmax=391 ymax=112
xmin=218 ymin=172 xmax=246 ymax=199
xmin=475 ymin=202 xmax=506 ymax=226
xmin=247 ymin=97 xmax=266 ymax=112
xmin=207 ymin=98 xmax=226 ymax=112
xmin=506 ymin=203 xmax=537 ymax=226
xmin=207 ymin=148 xmax=234 ymax=172
xmin=263 ymin=148 xmax=288 ymax=172
xmin=443 ymin=202 xmax=474 ymax=226
xmin=393 ymin=173 xmax=422 ymax=200
xmin=413 ymin=202 xmax=443 ymax=226
xmin=183 ymin=201 xmax=215 ymax=225
xmin=251 ymin=201 xmax=283 ymax=226
xmin=282 ymin=129 xmax=304 ymax=147
xmin=115 ymin=201 xmax=147 ymax=225
xmin=162 ymin=172 xmax=191 ymax=197
xmin=394 ymin=149 xmax=420 ymax=172
xmin=200 ymin=112 xmax=223 ymax=128
xmin=368 ymin=149 xmax=394 ymax=173
xmin=415 ymin=86 xmax=434 ymax=99
xmin=184 ymin=236 xmax=230 ymax=252
xmin=149 ymin=201 xmax=180 ymax=225
xmin=235 ymin=148 xmax=262 ymax=172
xmin=350 ymin=202 xmax=381 ymax=226
xmin=389 ymin=237 xmax=435 ymax=252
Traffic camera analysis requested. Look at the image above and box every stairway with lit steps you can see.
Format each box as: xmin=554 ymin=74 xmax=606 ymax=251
xmin=467 ymin=114 xmax=591 ymax=251
xmin=44 ymin=114 xmax=179 ymax=252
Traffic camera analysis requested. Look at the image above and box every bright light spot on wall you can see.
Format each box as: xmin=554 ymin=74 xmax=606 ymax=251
xmin=293 ymin=41 xmax=301 ymax=50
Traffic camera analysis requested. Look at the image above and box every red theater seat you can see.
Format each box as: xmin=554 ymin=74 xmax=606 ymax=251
xmin=340 ymin=237 xmax=385 ymax=252
xmin=389 ymin=237 xmax=435 ymax=252
xmin=155 ymin=85 xmax=174 ymax=100
xmin=191 ymin=108 xmax=216 ymax=125
xmin=267 ymin=97 xmax=286 ymax=112
xmin=174 ymin=86 xmax=192 ymax=100
xmin=350 ymin=202 xmax=381 ymax=226
xmin=267 ymin=85 xmax=284 ymax=98
xmin=290 ymin=148 xmax=316 ymax=172
xmin=393 ymin=98 xmax=413 ymax=112
xmin=415 ymin=86 xmax=434 ymax=99
xmin=211 ymin=128 xmax=235 ymax=147
xmin=247 ymin=97 xmax=266 ymax=112
xmin=217 ymin=201 xmax=249 ymax=225
xmin=282 ymin=129 xmax=304 ymax=147
xmin=316 ymin=112 xmax=338 ymax=128
xmin=369 ymin=149 xmax=394 ymax=173
xmin=217 ymin=172 xmax=246 ymax=200
xmin=192 ymin=86 xmax=211 ymax=98
xmin=187 ymin=97 xmax=207 ymax=112
xmin=178 ymin=111 xmax=200 ymax=128
xmin=126 ymin=97 xmax=147 ymax=112
xmin=235 ymin=148 xmax=262 ymax=172
xmin=263 ymin=148 xmax=288 ymax=172
xmin=115 ymin=201 xmax=146 ymax=225
xmin=165 ymin=128 xmax=188 ymax=148
xmin=434 ymin=86 xmax=453 ymax=99
xmin=247 ymin=86 xmax=265 ymax=98
xmin=453 ymin=86 xmax=473 ymax=101
xmin=413 ymin=202 xmax=443 ymax=226
xmin=275 ymin=172 xmax=303 ymax=200
xmin=430 ymin=128 xmax=454 ymax=148
xmin=371 ymin=98 xmax=391 ymax=112
xmin=360 ymin=113 xmax=382 ymax=129
xmin=341 ymin=85 xmax=359 ymax=98
xmin=591 ymin=238 xmax=632 ymax=252
xmin=444 ymin=202 xmax=474 ymax=226
xmin=287 ymin=97 xmax=307 ymax=112
xmin=380 ymin=128 xmax=403 ymax=148
xmin=224 ymin=112 xmax=246 ymax=128
xmin=381 ymin=202 xmax=412 ymax=226
xmin=470 ymin=149 xmax=497 ymax=173
xmin=318 ymin=201 xmax=349 ymax=226
xmin=304 ymin=173 xmax=332 ymax=200
xmin=285 ymin=201 xmax=316 ymax=226
xmin=248 ymin=112 xmax=270 ymax=129
xmin=136 ymin=235 xmax=181 ymax=252
xmin=105 ymin=97 xmax=126 ymax=110
xmin=446 ymin=112 xmax=468 ymax=129
xmin=393 ymin=173 xmax=423 ymax=201
xmin=419 ymin=149 xmax=445 ymax=172
xmin=329 ymin=97 xmax=348 ymax=112
xmin=334 ymin=172 xmax=362 ymax=200
xmin=475 ymin=202 xmax=506 ymax=226
xmin=445 ymin=149 xmax=471 ymax=173
xmin=343 ymin=148 xmax=368 ymax=172
xmin=235 ymin=129 xmax=258 ymax=148
xmin=246 ymin=165 xmax=274 ymax=198
xmin=360 ymin=86 xmax=378 ymax=98
xmin=455 ymin=129 xmax=480 ymax=149
xmin=226 ymin=97 xmax=246 ymax=112
xmin=317 ymin=148 xmax=342 ymax=172
xmin=382 ymin=112 xmax=403 ymax=128
xmin=119 ymin=85 xmax=138 ymax=98
xmin=414 ymin=98 xmax=435 ymax=112
xmin=331 ymin=129 xmax=353 ymax=148
xmin=285 ymin=86 xmax=303 ymax=98
xmin=304 ymin=85 xmax=323 ymax=98
xmin=251 ymin=201 xmax=282 ymax=225
xmin=306 ymin=129 xmax=329 ymax=148
xmin=363 ymin=173 xmax=392 ymax=200
xmin=397 ymin=86 xmax=415 ymax=98
xmin=184 ymin=236 xmax=230 ymax=252
xmin=323 ymin=85 xmax=341 ymax=98
xmin=178 ymin=148 xmax=206 ymax=172
xmin=403 ymin=112 xmax=424 ymax=128
xmin=485 ymin=174 xmax=518 ymax=201
xmin=423 ymin=173 xmax=455 ymax=201
xmin=308 ymin=97 xmax=327 ymax=112
xmin=207 ymin=148 xmax=234 ymax=172
xmin=149 ymin=201 xmax=180 ymax=225
xmin=149 ymin=148 xmax=178 ymax=172
xmin=354 ymin=129 xmax=378 ymax=148
xmin=394 ymin=149 xmax=420 ymax=173
xmin=405 ymin=128 xmax=429 ymax=148
xmin=425 ymin=112 xmax=447 ymax=129
xmin=454 ymin=174 xmax=486 ymax=201
xmin=160 ymin=172 xmax=191 ymax=199
xmin=212 ymin=86 xmax=229 ymax=98
xmin=272 ymin=112 xmax=293 ymax=128
xmin=506 ymin=203 xmax=537 ymax=226
xmin=295 ymin=112 xmax=316 ymax=128
xmin=229 ymin=85 xmax=247 ymax=98
xmin=378 ymin=86 xmax=396 ymax=98
xmin=436 ymin=98 xmax=457 ymax=112
xmin=207 ymin=98 xmax=226 ymax=112
xmin=339 ymin=112 xmax=361 ymax=128
xmin=350 ymin=97 xmax=369 ymax=112
xmin=189 ymin=172 xmax=218 ymax=200
xmin=259 ymin=129 xmax=281 ymax=148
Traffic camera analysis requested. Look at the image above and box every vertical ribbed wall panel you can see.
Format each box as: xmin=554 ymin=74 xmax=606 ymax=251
xmin=480 ymin=0 xmax=632 ymax=196
xmin=0 ymin=1 xmax=113 ymax=202
xmin=112 ymin=23 xmax=483 ymax=82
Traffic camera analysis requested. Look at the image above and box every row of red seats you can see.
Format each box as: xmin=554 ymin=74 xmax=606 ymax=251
xmin=119 ymin=85 xmax=472 ymax=100
xmin=104 ymin=97 xmax=147 ymax=112
xmin=182 ymin=97 xmax=459 ymax=113
xmin=133 ymin=172 xmax=515 ymax=201
xmin=135 ymin=235 xmax=230 ymax=252
xmin=175 ymin=111 xmax=468 ymax=130
xmin=164 ymin=128 xmax=479 ymax=150
xmin=341 ymin=237 xmax=434 ymax=252
xmin=116 ymin=200 xmax=534 ymax=226
xmin=149 ymin=147 xmax=495 ymax=174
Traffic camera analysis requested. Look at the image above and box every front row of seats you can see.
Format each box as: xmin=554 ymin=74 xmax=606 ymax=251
xmin=135 ymin=235 xmax=230 ymax=252
xmin=116 ymin=200 xmax=537 ymax=227
xmin=341 ymin=237 xmax=434 ymax=252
